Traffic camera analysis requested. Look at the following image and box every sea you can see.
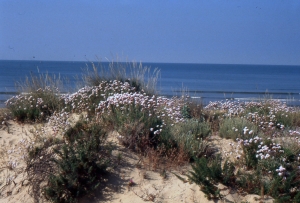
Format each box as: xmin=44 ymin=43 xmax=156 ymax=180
xmin=1 ymin=60 xmax=300 ymax=107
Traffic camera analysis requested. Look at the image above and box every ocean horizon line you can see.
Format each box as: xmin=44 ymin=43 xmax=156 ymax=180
xmin=1 ymin=90 xmax=299 ymax=97
xmin=172 ymin=90 xmax=300 ymax=95
xmin=1 ymin=59 xmax=300 ymax=67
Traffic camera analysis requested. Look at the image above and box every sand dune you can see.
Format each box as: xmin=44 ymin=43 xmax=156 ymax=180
xmin=0 ymin=118 xmax=273 ymax=203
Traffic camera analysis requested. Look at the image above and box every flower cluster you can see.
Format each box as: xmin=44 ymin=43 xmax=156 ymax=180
xmin=276 ymin=165 xmax=286 ymax=176
xmin=205 ymin=100 xmax=300 ymax=137
xmin=95 ymin=92 xmax=184 ymax=125
xmin=205 ymin=100 xmax=245 ymax=116
xmin=62 ymin=80 xmax=135 ymax=113
xmin=5 ymin=86 xmax=61 ymax=121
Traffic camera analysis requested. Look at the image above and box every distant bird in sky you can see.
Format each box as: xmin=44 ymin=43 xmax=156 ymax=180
xmin=9 ymin=46 xmax=15 ymax=52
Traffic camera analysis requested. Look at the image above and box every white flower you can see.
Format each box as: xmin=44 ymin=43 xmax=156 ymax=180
xmin=278 ymin=165 xmax=286 ymax=172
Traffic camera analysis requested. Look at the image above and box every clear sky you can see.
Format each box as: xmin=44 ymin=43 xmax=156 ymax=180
xmin=1 ymin=0 xmax=300 ymax=65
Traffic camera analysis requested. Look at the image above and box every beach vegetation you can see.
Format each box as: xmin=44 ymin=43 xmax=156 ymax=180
xmin=187 ymin=155 xmax=235 ymax=200
xmin=5 ymin=86 xmax=62 ymax=122
xmin=219 ymin=117 xmax=258 ymax=139
xmin=82 ymin=61 xmax=160 ymax=95
xmin=43 ymin=123 xmax=110 ymax=203
xmin=170 ymin=119 xmax=210 ymax=158
xmin=3 ymin=62 xmax=300 ymax=202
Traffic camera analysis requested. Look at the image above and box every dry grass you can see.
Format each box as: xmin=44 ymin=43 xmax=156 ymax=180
xmin=15 ymin=71 xmax=64 ymax=93
xmin=82 ymin=61 xmax=160 ymax=95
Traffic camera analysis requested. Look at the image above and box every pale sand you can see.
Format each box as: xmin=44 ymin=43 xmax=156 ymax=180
xmin=0 ymin=118 xmax=273 ymax=203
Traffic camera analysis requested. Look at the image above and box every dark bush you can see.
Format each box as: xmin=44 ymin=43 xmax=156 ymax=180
xmin=43 ymin=124 xmax=110 ymax=203
xmin=187 ymin=155 xmax=235 ymax=200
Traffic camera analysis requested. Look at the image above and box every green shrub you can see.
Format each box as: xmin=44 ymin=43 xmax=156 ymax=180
xmin=234 ymin=136 xmax=300 ymax=201
xmin=101 ymin=101 xmax=164 ymax=152
xmin=243 ymin=101 xmax=271 ymax=116
xmin=181 ymin=105 xmax=192 ymax=119
xmin=185 ymin=99 xmax=204 ymax=120
xmin=275 ymin=110 xmax=300 ymax=128
xmin=236 ymin=170 xmax=263 ymax=195
xmin=43 ymin=123 xmax=109 ymax=203
xmin=187 ymin=155 xmax=235 ymax=200
xmin=170 ymin=119 xmax=211 ymax=158
xmin=266 ymin=170 xmax=300 ymax=202
xmin=188 ymin=157 xmax=222 ymax=200
xmin=219 ymin=117 xmax=258 ymax=139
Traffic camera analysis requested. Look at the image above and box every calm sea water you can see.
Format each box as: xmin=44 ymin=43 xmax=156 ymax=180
xmin=1 ymin=60 xmax=300 ymax=107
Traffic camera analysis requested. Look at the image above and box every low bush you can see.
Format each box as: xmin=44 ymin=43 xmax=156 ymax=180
xmin=170 ymin=119 xmax=210 ymax=158
xmin=219 ymin=117 xmax=258 ymax=139
xmin=5 ymin=87 xmax=62 ymax=122
xmin=62 ymin=80 xmax=135 ymax=115
xmin=96 ymin=92 xmax=184 ymax=152
xmin=43 ymin=123 xmax=110 ymax=203
xmin=187 ymin=155 xmax=235 ymax=200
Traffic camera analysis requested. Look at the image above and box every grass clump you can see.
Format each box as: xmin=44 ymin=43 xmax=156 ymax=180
xmin=82 ymin=61 xmax=160 ymax=96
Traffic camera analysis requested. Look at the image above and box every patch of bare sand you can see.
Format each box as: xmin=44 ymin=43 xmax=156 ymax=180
xmin=0 ymin=120 xmax=35 ymax=203
xmin=0 ymin=119 xmax=273 ymax=203
xmin=0 ymin=113 xmax=80 ymax=203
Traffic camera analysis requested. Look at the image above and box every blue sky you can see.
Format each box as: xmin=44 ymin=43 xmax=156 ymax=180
xmin=1 ymin=0 xmax=300 ymax=65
